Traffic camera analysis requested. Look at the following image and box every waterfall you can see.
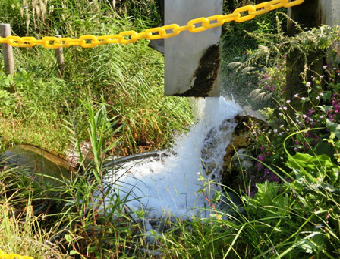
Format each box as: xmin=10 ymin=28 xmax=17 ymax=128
xmin=103 ymin=97 xmax=241 ymax=218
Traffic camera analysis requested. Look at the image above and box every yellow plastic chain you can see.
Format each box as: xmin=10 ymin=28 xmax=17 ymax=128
xmin=0 ymin=250 xmax=33 ymax=259
xmin=0 ymin=0 xmax=304 ymax=49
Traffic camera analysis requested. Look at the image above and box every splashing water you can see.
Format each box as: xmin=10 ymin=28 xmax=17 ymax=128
xmin=103 ymin=97 xmax=241 ymax=218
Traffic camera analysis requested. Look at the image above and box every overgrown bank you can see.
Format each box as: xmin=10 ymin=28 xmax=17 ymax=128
xmin=0 ymin=0 xmax=192 ymax=155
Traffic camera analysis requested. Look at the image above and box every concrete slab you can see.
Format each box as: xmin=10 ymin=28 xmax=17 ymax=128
xmin=164 ymin=0 xmax=222 ymax=97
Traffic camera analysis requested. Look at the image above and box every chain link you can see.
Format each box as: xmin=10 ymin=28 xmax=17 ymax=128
xmin=0 ymin=0 xmax=304 ymax=49
xmin=0 ymin=250 xmax=33 ymax=259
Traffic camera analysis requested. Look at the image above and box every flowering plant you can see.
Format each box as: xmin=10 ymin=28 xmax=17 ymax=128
xmin=244 ymin=22 xmax=340 ymax=196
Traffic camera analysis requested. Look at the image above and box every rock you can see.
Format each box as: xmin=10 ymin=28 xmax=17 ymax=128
xmin=222 ymin=115 xmax=268 ymax=190
xmin=241 ymin=66 xmax=257 ymax=74
xmin=200 ymin=118 xmax=237 ymax=194
xmin=227 ymin=62 xmax=242 ymax=70
xmin=239 ymin=106 xmax=266 ymax=121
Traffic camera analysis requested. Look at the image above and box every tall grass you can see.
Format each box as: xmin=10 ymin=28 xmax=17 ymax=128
xmin=0 ymin=0 xmax=192 ymax=154
xmin=0 ymin=190 xmax=65 ymax=258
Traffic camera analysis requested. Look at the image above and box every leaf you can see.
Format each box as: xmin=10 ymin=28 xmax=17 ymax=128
xmin=326 ymin=119 xmax=340 ymax=139
xmin=318 ymin=105 xmax=333 ymax=113
xmin=299 ymin=238 xmax=317 ymax=254
xmin=65 ymin=234 xmax=73 ymax=243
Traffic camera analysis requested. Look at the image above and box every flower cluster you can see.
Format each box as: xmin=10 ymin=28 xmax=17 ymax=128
xmin=327 ymin=93 xmax=340 ymax=121
xmin=246 ymin=60 xmax=340 ymax=197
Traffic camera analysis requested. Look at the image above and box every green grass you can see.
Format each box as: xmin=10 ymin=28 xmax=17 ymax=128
xmin=0 ymin=0 xmax=192 ymax=154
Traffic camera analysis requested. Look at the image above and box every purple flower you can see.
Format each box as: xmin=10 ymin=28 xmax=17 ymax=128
xmin=258 ymin=155 xmax=265 ymax=161
xmin=257 ymin=162 xmax=263 ymax=172
xmin=308 ymin=109 xmax=314 ymax=116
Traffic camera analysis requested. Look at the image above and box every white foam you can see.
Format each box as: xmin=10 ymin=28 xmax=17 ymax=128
xmin=102 ymin=97 xmax=241 ymax=218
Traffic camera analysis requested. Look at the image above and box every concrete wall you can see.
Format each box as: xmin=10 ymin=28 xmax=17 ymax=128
xmin=164 ymin=0 xmax=222 ymax=97
xmin=288 ymin=0 xmax=340 ymax=26
xmin=320 ymin=0 xmax=340 ymax=25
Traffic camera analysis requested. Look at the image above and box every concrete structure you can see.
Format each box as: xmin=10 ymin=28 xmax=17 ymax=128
xmin=286 ymin=0 xmax=340 ymax=106
xmin=164 ymin=0 xmax=222 ymax=97
xmin=320 ymin=0 xmax=340 ymax=26
xmin=288 ymin=0 xmax=340 ymax=28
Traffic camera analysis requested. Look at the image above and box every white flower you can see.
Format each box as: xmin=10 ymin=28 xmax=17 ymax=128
xmin=286 ymin=100 xmax=291 ymax=103
xmin=306 ymin=82 xmax=311 ymax=87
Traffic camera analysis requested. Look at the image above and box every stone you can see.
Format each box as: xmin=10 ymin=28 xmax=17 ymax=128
xmin=222 ymin=114 xmax=268 ymax=190
xmin=227 ymin=62 xmax=242 ymax=70
xmin=241 ymin=66 xmax=257 ymax=74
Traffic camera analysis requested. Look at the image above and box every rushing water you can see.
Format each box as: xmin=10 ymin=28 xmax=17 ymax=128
xmin=102 ymin=97 xmax=241 ymax=219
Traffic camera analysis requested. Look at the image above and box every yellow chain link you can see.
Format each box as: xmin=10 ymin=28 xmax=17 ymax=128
xmin=0 ymin=0 xmax=304 ymax=49
xmin=0 ymin=250 xmax=33 ymax=259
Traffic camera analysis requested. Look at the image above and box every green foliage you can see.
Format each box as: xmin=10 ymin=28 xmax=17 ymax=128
xmin=287 ymin=152 xmax=339 ymax=185
xmin=233 ymin=16 xmax=340 ymax=258
xmin=0 ymin=2 xmax=192 ymax=154
xmin=0 ymin=0 xmax=161 ymax=38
